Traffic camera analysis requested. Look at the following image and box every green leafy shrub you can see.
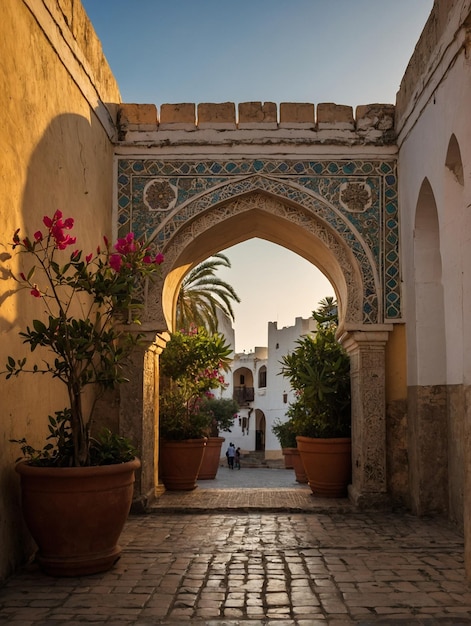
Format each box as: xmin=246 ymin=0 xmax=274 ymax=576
xmin=159 ymin=328 xmax=233 ymax=440
xmin=279 ymin=299 xmax=351 ymax=439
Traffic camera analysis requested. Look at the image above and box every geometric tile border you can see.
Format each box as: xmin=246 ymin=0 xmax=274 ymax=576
xmin=117 ymin=158 xmax=399 ymax=324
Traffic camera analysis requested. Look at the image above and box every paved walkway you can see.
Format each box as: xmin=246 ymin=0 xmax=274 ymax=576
xmin=1 ymin=468 xmax=471 ymax=625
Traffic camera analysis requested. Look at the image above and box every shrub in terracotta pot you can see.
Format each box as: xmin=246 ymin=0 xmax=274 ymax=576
xmin=280 ymin=298 xmax=351 ymax=497
xmin=197 ymin=397 xmax=239 ymax=479
xmin=158 ymin=328 xmax=232 ymax=489
xmin=272 ymin=418 xmax=297 ymax=468
xmin=272 ymin=418 xmax=307 ymax=483
xmin=3 ymin=210 xmax=164 ymax=575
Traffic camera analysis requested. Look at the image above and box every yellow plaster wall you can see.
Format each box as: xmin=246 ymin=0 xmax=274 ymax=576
xmin=385 ymin=324 xmax=407 ymax=403
xmin=0 ymin=0 xmax=121 ymax=581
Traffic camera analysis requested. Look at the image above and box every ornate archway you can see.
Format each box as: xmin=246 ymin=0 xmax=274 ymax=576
xmin=115 ymin=156 xmax=399 ymax=507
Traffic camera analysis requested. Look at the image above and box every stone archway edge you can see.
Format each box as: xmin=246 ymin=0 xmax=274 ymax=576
xmin=341 ymin=325 xmax=394 ymax=508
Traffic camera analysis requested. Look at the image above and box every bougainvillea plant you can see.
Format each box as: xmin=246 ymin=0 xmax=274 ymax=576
xmin=158 ymin=327 xmax=233 ymax=440
xmin=4 ymin=210 xmax=164 ymax=467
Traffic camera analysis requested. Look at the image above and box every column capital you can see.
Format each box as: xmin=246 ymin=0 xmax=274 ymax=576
xmin=339 ymin=324 xmax=394 ymax=350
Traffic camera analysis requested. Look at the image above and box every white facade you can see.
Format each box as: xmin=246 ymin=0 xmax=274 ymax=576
xmin=395 ymin=0 xmax=471 ymax=540
xmin=220 ymin=316 xmax=316 ymax=458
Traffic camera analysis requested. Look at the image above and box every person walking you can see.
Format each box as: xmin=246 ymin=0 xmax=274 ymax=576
xmin=226 ymin=442 xmax=236 ymax=469
xmin=235 ymin=447 xmax=241 ymax=470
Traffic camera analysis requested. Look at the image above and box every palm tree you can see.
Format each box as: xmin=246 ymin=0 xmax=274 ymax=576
xmin=176 ymin=253 xmax=241 ymax=333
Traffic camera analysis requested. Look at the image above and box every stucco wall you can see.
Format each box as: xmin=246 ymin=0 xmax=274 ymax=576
xmin=396 ymin=0 xmax=471 ymax=549
xmin=0 ymin=0 xmax=120 ymax=581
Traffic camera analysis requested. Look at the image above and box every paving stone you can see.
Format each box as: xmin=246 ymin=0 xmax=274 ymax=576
xmin=1 ymin=472 xmax=470 ymax=624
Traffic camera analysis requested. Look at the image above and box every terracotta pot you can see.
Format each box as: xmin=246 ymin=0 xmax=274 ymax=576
xmin=282 ymin=447 xmax=296 ymax=469
xmin=296 ymin=436 xmax=352 ymax=497
xmin=291 ymin=447 xmax=308 ymax=484
xmin=15 ymin=458 xmax=140 ymax=577
xmin=159 ymin=438 xmax=206 ymax=490
xmin=198 ymin=436 xmax=225 ymax=480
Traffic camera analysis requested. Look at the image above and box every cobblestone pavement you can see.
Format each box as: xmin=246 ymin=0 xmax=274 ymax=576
xmin=1 ymin=469 xmax=471 ymax=625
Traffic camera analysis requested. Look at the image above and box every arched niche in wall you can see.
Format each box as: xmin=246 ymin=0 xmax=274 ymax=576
xmin=445 ymin=134 xmax=464 ymax=186
xmin=412 ymin=177 xmax=446 ymax=386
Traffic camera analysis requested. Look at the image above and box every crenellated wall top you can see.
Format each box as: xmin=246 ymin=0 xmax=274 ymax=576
xmin=117 ymin=102 xmax=396 ymax=147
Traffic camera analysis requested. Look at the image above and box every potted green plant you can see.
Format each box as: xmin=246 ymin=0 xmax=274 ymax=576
xmin=158 ymin=327 xmax=232 ymax=490
xmin=3 ymin=210 xmax=164 ymax=575
xmin=197 ymin=396 xmax=239 ymax=479
xmin=279 ymin=298 xmax=351 ymax=497
xmin=272 ymin=418 xmax=307 ymax=483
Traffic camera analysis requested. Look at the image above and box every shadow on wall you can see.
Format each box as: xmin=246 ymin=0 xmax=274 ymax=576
xmin=0 ymin=111 xmax=115 ymax=578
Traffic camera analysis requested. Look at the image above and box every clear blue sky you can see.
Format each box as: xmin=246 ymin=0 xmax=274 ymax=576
xmin=82 ymin=0 xmax=433 ymax=352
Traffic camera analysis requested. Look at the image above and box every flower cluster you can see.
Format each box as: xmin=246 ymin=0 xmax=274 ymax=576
xmin=6 ymin=211 xmax=164 ymax=466
xmin=12 ymin=210 xmax=164 ymax=314
xmin=159 ymin=328 xmax=233 ymax=440
xmin=109 ymin=232 xmax=164 ymax=273
xmin=13 ymin=210 xmax=76 ymax=253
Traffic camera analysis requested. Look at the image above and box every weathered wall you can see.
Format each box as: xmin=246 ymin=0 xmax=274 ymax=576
xmin=396 ymin=0 xmax=471 ymax=567
xmin=385 ymin=324 xmax=409 ymax=508
xmin=118 ymin=101 xmax=396 ymax=145
xmin=0 ymin=0 xmax=120 ymax=581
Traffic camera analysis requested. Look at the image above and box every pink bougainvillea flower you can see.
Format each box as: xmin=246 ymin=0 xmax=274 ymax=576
xmin=30 ymin=287 xmax=41 ymax=298
xmin=42 ymin=211 xmax=76 ymax=249
xmin=56 ymin=234 xmax=76 ymax=250
xmin=33 ymin=231 xmax=43 ymax=242
xmin=85 ymin=253 xmax=93 ymax=264
xmin=114 ymin=232 xmax=136 ymax=255
xmin=109 ymin=254 xmax=122 ymax=272
xmin=71 ymin=249 xmax=80 ymax=260
xmin=43 ymin=210 xmax=64 ymax=229
xmin=154 ymin=252 xmax=164 ymax=265
xmin=142 ymin=255 xmax=152 ymax=264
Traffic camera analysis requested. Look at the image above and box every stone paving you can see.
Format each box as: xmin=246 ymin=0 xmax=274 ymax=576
xmin=1 ymin=468 xmax=471 ymax=625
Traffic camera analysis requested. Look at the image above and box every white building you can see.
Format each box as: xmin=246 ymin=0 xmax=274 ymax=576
xmin=220 ymin=316 xmax=316 ymax=459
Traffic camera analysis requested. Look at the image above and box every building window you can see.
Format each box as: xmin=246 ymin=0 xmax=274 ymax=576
xmin=240 ymin=374 xmax=245 ymax=385
xmin=258 ymin=366 xmax=267 ymax=388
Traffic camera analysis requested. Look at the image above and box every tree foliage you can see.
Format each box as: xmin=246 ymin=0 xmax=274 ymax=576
xmin=176 ymin=253 xmax=240 ymax=333
xmin=279 ymin=298 xmax=351 ymax=438
xmin=159 ymin=328 xmax=234 ymax=440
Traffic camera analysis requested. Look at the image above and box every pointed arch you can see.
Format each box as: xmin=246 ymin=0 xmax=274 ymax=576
xmin=146 ymin=184 xmax=370 ymax=331
xmin=406 ymin=177 xmax=448 ymax=516
xmin=154 ymin=192 xmax=364 ymax=331
xmin=116 ymin=156 xmax=398 ymax=508
xmin=411 ymin=178 xmax=446 ymax=386
xmin=445 ymin=134 xmax=464 ymax=186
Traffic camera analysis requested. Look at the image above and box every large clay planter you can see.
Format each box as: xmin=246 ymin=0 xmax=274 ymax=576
xmin=160 ymin=438 xmax=207 ymax=490
xmin=198 ymin=436 xmax=225 ymax=480
xmin=296 ymin=436 xmax=351 ymax=497
xmin=282 ymin=447 xmax=296 ymax=469
xmin=15 ymin=458 xmax=140 ymax=577
xmin=291 ymin=447 xmax=308 ymax=484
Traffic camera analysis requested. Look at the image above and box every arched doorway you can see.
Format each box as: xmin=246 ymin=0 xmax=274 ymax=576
xmin=255 ymin=411 xmax=266 ymax=451
xmin=116 ymin=156 xmax=399 ymax=508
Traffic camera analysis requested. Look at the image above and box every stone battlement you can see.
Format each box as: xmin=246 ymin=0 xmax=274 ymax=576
xmin=117 ymin=102 xmax=396 ymax=147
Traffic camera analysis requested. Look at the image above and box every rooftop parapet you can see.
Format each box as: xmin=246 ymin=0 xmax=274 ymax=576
xmin=117 ymin=101 xmax=395 ymax=146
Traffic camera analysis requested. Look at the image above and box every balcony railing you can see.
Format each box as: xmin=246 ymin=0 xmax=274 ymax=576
xmin=233 ymin=386 xmax=254 ymax=405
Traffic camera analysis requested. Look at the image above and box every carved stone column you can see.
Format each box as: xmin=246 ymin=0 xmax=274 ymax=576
xmin=119 ymin=332 xmax=159 ymax=510
xmin=341 ymin=325 xmax=393 ymax=508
